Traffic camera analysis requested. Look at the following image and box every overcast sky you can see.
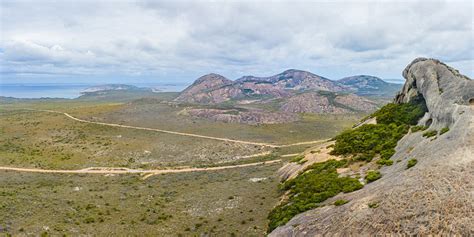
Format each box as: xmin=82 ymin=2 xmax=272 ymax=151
xmin=0 ymin=0 xmax=472 ymax=84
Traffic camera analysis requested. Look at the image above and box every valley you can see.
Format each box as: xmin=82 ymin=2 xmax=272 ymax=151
xmin=0 ymin=86 xmax=363 ymax=236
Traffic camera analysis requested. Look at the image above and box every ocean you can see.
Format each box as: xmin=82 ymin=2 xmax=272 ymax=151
xmin=0 ymin=83 xmax=189 ymax=99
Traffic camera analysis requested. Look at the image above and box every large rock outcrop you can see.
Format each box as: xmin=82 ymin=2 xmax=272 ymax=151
xmin=270 ymin=58 xmax=474 ymax=236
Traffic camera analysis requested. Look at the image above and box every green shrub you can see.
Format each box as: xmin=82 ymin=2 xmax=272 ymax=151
xmin=330 ymin=101 xmax=426 ymax=161
xmin=372 ymin=102 xmax=427 ymax=126
xmin=411 ymin=125 xmax=428 ymax=132
xmin=380 ymin=148 xmax=396 ymax=160
xmin=334 ymin=199 xmax=349 ymax=206
xmin=376 ymin=159 xmax=393 ymax=166
xmin=330 ymin=123 xmax=408 ymax=158
xmin=267 ymin=160 xmax=362 ymax=232
xmin=291 ymin=155 xmax=306 ymax=164
xmin=407 ymin=159 xmax=417 ymax=169
xmin=422 ymin=130 xmax=437 ymax=138
xmin=365 ymin=171 xmax=382 ymax=183
xmin=354 ymin=152 xmax=375 ymax=162
xmin=440 ymin=127 xmax=450 ymax=135
xmin=368 ymin=202 xmax=379 ymax=208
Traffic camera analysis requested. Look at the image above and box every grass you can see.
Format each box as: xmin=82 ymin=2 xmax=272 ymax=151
xmin=407 ymin=159 xmax=418 ymax=169
xmin=267 ymin=160 xmax=362 ymax=232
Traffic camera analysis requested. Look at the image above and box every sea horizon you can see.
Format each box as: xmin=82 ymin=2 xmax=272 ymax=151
xmin=0 ymin=82 xmax=189 ymax=99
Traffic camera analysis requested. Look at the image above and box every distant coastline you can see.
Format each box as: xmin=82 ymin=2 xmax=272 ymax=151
xmin=0 ymin=83 xmax=189 ymax=99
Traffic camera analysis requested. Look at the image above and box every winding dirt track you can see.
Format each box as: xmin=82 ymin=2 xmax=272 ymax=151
xmin=18 ymin=108 xmax=326 ymax=148
xmin=0 ymin=160 xmax=281 ymax=179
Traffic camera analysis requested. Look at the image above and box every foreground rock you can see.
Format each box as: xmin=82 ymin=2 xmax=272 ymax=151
xmin=270 ymin=58 xmax=474 ymax=236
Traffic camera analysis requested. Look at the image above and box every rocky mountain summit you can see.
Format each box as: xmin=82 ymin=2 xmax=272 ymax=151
xmin=270 ymin=58 xmax=474 ymax=236
xmin=236 ymin=69 xmax=348 ymax=92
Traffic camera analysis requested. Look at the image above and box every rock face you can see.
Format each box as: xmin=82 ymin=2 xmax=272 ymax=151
xmin=270 ymin=58 xmax=474 ymax=236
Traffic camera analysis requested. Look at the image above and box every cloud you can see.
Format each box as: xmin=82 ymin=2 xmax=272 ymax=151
xmin=0 ymin=0 xmax=472 ymax=83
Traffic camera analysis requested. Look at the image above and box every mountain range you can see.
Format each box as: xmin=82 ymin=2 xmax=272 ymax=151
xmin=174 ymin=70 xmax=401 ymax=104
xmin=169 ymin=70 xmax=401 ymax=123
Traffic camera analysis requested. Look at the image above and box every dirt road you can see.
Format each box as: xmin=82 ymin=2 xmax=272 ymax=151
xmin=0 ymin=159 xmax=282 ymax=178
xmin=18 ymin=108 xmax=327 ymax=148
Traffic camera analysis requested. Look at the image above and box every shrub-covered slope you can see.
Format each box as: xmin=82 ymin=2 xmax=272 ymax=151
xmin=270 ymin=58 xmax=474 ymax=236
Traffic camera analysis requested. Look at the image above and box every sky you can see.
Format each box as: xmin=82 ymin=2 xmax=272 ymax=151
xmin=0 ymin=0 xmax=473 ymax=84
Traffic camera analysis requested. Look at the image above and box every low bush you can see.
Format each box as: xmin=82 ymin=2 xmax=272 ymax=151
xmin=368 ymin=202 xmax=379 ymax=208
xmin=267 ymin=159 xmax=362 ymax=232
xmin=376 ymin=159 xmax=393 ymax=166
xmin=334 ymin=199 xmax=349 ymax=206
xmin=290 ymin=155 xmax=306 ymax=164
xmin=411 ymin=125 xmax=428 ymax=132
xmin=440 ymin=127 xmax=450 ymax=135
xmin=407 ymin=159 xmax=417 ymax=169
xmin=422 ymin=130 xmax=437 ymax=138
xmin=365 ymin=170 xmax=382 ymax=183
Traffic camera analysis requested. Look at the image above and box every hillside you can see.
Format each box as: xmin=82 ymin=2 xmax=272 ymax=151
xmin=270 ymin=58 xmax=474 ymax=235
xmin=338 ymin=75 xmax=402 ymax=96
xmin=280 ymin=91 xmax=377 ymax=114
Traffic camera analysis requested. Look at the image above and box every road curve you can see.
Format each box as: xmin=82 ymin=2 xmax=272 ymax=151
xmin=16 ymin=108 xmax=327 ymax=148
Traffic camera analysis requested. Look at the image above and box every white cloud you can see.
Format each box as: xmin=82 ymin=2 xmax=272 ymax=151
xmin=0 ymin=0 xmax=472 ymax=83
